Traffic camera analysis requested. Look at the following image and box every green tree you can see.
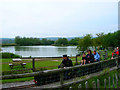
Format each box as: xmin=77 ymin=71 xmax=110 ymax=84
xmin=77 ymin=34 xmax=92 ymax=51
xmin=69 ymin=38 xmax=79 ymax=45
xmin=55 ymin=38 xmax=68 ymax=45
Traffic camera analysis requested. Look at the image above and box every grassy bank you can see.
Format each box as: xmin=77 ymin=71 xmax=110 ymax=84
xmin=1 ymin=43 xmax=17 ymax=47
xmin=1 ymin=52 xmax=20 ymax=58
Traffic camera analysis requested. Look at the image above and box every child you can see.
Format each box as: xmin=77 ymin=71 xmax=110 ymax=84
xmin=81 ymin=53 xmax=86 ymax=65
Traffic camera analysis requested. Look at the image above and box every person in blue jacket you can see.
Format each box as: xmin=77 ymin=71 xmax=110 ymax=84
xmin=93 ymin=50 xmax=100 ymax=62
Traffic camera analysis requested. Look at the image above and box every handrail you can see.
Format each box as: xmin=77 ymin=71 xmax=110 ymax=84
xmin=1 ymin=57 xmax=118 ymax=80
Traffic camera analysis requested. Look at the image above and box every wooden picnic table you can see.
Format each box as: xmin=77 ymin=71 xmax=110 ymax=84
xmin=9 ymin=58 xmax=26 ymax=69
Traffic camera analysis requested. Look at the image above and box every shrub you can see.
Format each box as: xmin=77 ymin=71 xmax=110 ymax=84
xmin=1 ymin=52 xmax=20 ymax=58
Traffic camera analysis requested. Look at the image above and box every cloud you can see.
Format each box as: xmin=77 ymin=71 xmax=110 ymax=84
xmin=0 ymin=0 xmax=118 ymax=38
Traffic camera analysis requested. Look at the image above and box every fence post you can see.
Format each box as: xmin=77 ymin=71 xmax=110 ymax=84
xmin=104 ymin=78 xmax=106 ymax=89
xmin=115 ymin=73 xmax=118 ymax=88
xmin=69 ymin=86 xmax=72 ymax=90
xmin=97 ymin=79 xmax=100 ymax=90
xmin=32 ymin=58 xmax=35 ymax=72
xmin=92 ymin=81 xmax=96 ymax=89
xmin=109 ymin=76 xmax=111 ymax=88
xmin=113 ymin=75 xmax=115 ymax=89
xmin=75 ymin=55 xmax=78 ymax=65
xmin=60 ymin=70 xmax=64 ymax=87
xmin=78 ymin=84 xmax=82 ymax=90
xmin=85 ymin=81 xmax=88 ymax=90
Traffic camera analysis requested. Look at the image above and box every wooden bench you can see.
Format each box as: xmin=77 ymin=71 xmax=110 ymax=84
xmin=9 ymin=58 xmax=26 ymax=69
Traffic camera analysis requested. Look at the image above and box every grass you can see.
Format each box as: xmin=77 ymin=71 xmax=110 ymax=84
xmin=1 ymin=43 xmax=17 ymax=47
xmin=1 ymin=77 xmax=34 ymax=84
xmin=1 ymin=58 xmax=77 ymax=72
xmin=1 ymin=58 xmax=13 ymax=63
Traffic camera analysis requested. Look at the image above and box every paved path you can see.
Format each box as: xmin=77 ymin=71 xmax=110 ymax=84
xmin=2 ymin=80 xmax=34 ymax=89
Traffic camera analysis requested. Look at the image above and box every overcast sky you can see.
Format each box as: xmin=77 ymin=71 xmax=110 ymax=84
xmin=0 ymin=0 xmax=119 ymax=38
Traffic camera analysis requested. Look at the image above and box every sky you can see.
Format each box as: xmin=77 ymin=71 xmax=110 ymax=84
xmin=0 ymin=0 xmax=119 ymax=38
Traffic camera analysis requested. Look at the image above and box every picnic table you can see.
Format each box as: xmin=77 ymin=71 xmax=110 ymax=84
xmin=9 ymin=58 xmax=26 ymax=69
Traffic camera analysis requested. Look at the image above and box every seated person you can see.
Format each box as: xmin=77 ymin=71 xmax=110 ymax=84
xmin=93 ymin=50 xmax=100 ymax=62
xmin=58 ymin=54 xmax=73 ymax=68
xmin=81 ymin=53 xmax=86 ymax=65
xmin=86 ymin=50 xmax=94 ymax=63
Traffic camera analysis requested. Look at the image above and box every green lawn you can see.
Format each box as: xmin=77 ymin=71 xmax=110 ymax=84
xmin=1 ymin=77 xmax=34 ymax=84
xmin=1 ymin=58 xmax=78 ymax=72
xmin=1 ymin=50 xmax=113 ymax=72
xmin=1 ymin=58 xmax=13 ymax=63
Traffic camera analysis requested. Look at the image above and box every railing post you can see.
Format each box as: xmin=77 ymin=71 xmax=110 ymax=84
xmin=78 ymin=84 xmax=82 ymax=90
xmin=69 ymin=86 xmax=72 ymax=90
xmin=104 ymin=78 xmax=106 ymax=89
xmin=85 ymin=81 xmax=88 ymax=90
xmin=60 ymin=69 xmax=64 ymax=87
xmin=115 ymin=73 xmax=118 ymax=89
xmin=97 ymin=79 xmax=100 ymax=90
xmin=113 ymin=75 xmax=115 ymax=89
xmin=32 ymin=58 xmax=35 ymax=72
xmin=92 ymin=81 xmax=96 ymax=89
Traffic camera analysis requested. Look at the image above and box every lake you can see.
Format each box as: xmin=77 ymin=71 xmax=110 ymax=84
xmin=1 ymin=46 xmax=79 ymax=57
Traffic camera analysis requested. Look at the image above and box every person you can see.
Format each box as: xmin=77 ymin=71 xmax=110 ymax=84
xmin=111 ymin=50 xmax=117 ymax=59
xmin=93 ymin=50 xmax=100 ymax=62
xmin=58 ymin=54 xmax=73 ymax=68
xmin=116 ymin=47 xmax=119 ymax=56
xmin=81 ymin=53 xmax=86 ymax=65
xmin=119 ymin=47 xmax=120 ymax=56
xmin=58 ymin=54 xmax=73 ymax=79
xmin=86 ymin=50 xmax=94 ymax=63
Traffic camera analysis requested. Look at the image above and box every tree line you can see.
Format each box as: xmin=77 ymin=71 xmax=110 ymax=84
xmin=15 ymin=36 xmax=79 ymax=46
xmin=15 ymin=30 xmax=120 ymax=50
xmin=77 ymin=30 xmax=120 ymax=51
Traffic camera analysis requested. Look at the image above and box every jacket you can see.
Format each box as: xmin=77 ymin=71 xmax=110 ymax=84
xmin=93 ymin=52 xmax=100 ymax=61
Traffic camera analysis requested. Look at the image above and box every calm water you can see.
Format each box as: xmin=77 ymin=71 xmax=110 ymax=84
xmin=1 ymin=46 xmax=79 ymax=57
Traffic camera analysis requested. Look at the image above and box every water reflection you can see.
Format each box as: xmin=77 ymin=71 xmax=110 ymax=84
xmin=2 ymin=46 xmax=78 ymax=57
xmin=15 ymin=46 xmax=40 ymax=51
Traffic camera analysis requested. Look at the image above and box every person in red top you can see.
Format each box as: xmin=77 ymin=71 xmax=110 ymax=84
xmin=116 ymin=47 xmax=119 ymax=56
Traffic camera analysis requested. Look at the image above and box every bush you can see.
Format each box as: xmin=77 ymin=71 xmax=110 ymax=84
xmin=1 ymin=52 xmax=20 ymax=58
